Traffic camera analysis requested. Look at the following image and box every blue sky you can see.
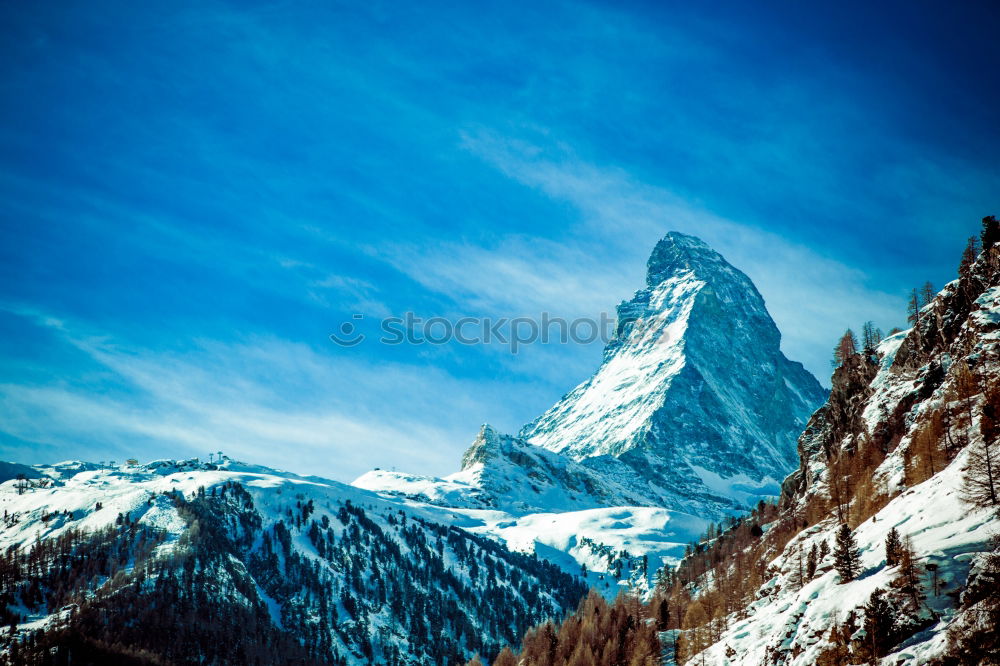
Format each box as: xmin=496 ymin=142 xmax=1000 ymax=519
xmin=1 ymin=0 xmax=998 ymax=481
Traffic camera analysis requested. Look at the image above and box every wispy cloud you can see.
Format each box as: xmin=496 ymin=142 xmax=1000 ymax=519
xmin=0 ymin=306 xmax=524 ymax=480
xmin=276 ymin=258 xmax=390 ymax=315
xmin=380 ymin=236 xmax=635 ymax=320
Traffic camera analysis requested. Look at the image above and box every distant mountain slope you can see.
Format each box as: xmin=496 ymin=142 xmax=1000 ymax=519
xmin=353 ymin=427 xmax=713 ymax=597
xmin=354 ymin=425 xmax=649 ymax=514
xmin=0 ymin=459 xmax=586 ymax=665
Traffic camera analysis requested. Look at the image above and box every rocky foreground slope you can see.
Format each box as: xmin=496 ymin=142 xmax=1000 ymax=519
xmin=666 ymin=222 xmax=1000 ymax=665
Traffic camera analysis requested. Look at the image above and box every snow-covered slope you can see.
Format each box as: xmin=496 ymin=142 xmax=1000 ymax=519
xmin=450 ymin=424 xmax=649 ymax=513
xmin=701 ymin=454 xmax=995 ymax=665
xmin=355 ymin=424 xmax=655 ymax=515
xmin=354 ymin=427 xmax=713 ymax=595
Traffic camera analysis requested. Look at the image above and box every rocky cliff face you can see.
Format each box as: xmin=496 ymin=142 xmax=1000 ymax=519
xmin=519 ymin=232 xmax=827 ymax=516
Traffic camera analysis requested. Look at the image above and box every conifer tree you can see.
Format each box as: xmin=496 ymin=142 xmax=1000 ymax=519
xmin=907 ymin=289 xmax=921 ymax=326
xmin=816 ymin=620 xmax=852 ymax=666
xmin=906 ymin=288 xmax=927 ymax=356
xmin=493 ymin=646 xmax=518 ymax=666
xmin=863 ymin=588 xmax=896 ymax=661
xmin=957 ymin=236 xmax=982 ymax=311
xmin=861 ymin=322 xmax=883 ymax=358
xmin=682 ymin=599 xmax=710 ymax=658
xmin=982 ymin=380 xmax=1000 ymax=447
xmin=656 ymin=597 xmax=670 ymax=631
xmin=912 ymin=410 xmax=944 ymax=482
xmin=963 ymin=387 xmax=999 ymax=508
xmin=885 ymin=527 xmax=902 ymax=567
xmin=959 ymin=236 xmax=980 ymax=280
xmin=795 ymin=545 xmax=805 ymax=590
xmin=921 ymin=281 xmax=936 ymax=307
xmin=806 ymin=544 xmax=818 ymax=580
xmin=953 ymin=361 xmax=979 ymax=427
xmin=894 ymin=536 xmax=924 ymax=612
xmin=833 ymin=329 xmax=859 ymax=367
xmin=834 ymin=524 xmax=861 ymax=583
xmin=982 ymin=215 xmax=1000 ymax=252
xmin=653 ymin=564 xmax=675 ymax=597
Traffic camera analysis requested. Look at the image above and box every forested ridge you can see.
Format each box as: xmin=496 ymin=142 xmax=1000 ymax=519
xmin=1 ymin=481 xmax=586 ymax=665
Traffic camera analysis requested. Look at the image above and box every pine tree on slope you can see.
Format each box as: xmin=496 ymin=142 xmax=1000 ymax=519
xmin=806 ymin=544 xmax=818 ymax=580
xmin=885 ymin=527 xmax=902 ymax=567
xmin=964 ymin=438 xmax=999 ymax=508
xmin=957 ymin=236 xmax=981 ymax=309
xmin=921 ymin=282 xmax=936 ymax=307
xmin=894 ymin=536 xmax=924 ymax=612
xmin=863 ymin=588 xmax=896 ymax=662
xmin=982 ymin=215 xmax=1000 ymax=252
xmin=493 ymin=647 xmax=517 ymax=666
xmin=834 ymin=524 xmax=861 ymax=583
xmin=861 ymin=321 xmax=882 ymax=358
xmin=833 ymin=329 xmax=859 ymax=367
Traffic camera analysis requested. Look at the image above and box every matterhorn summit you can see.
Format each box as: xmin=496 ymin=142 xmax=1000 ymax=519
xmin=517 ymin=232 xmax=827 ymax=515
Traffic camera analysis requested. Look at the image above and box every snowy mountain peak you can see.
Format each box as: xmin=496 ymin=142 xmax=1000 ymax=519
xmin=460 ymin=423 xmax=502 ymax=470
xmin=645 ymin=231 xmax=723 ymax=286
xmin=519 ymin=232 xmax=827 ymax=516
